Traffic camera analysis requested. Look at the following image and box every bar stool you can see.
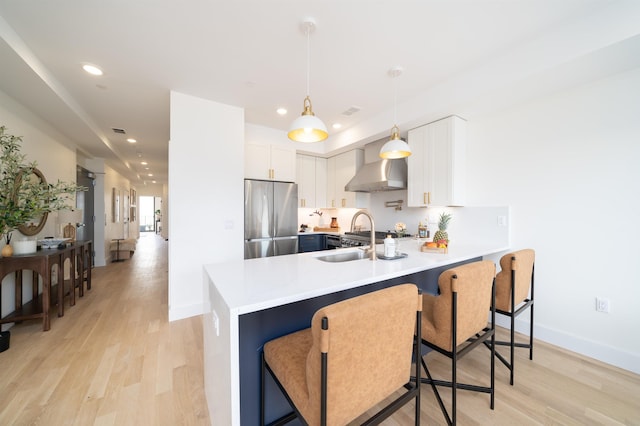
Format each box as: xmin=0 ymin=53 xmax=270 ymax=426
xmin=261 ymin=284 xmax=422 ymax=425
xmin=493 ymin=249 xmax=535 ymax=385
xmin=418 ymin=260 xmax=496 ymax=426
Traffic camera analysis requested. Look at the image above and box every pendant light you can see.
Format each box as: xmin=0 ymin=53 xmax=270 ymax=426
xmin=288 ymin=18 xmax=328 ymax=143
xmin=380 ymin=66 xmax=412 ymax=159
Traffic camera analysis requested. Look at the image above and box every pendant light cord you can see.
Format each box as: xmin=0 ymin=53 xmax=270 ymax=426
xmin=393 ymin=74 xmax=397 ymax=126
xmin=389 ymin=66 xmax=403 ymax=126
xmin=306 ymin=25 xmax=310 ymax=97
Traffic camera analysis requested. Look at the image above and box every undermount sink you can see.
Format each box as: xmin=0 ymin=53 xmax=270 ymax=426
xmin=315 ymin=250 xmax=370 ymax=263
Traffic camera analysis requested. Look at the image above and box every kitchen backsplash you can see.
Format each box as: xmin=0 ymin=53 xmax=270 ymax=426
xmin=298 ymin=190 xmax=510 ymax=247
xmin=297 ymin=189 xmax=449 ymax=235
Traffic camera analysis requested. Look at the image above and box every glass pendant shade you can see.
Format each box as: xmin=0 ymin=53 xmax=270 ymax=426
xmin=380 ymin=125 xmax=411 ymax=159
xmin=288 ymin=96 xmax=328 ymax=143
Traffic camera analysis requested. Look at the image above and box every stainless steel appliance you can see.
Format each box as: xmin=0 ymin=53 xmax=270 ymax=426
xmin=326 ymin=234 xmax=342 ymax=249
xmin=244 ymin=179 xmax=298 ymax=259
xmin=341 ymin=231 xmax=410 ymax=248
xmin=344 ymin=159 xmax=407 ymax=192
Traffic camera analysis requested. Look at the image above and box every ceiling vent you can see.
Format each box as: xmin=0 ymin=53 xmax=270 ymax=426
xmin=341 ymin=106 xmax=361 ymax=116
xmin=112 ymin=128 xmax=126 ymax=134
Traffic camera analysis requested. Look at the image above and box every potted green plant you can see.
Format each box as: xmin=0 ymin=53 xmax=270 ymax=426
xmin=0 ymin=125 xmax=85 ymax=256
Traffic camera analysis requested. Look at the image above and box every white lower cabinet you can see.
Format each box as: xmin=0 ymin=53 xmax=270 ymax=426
xmin=407 ymin=115 xmax=466 ymax=207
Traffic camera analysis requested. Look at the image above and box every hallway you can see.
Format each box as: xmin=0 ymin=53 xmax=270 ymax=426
xmin=0 ymin=233 xmax=210 ymax=425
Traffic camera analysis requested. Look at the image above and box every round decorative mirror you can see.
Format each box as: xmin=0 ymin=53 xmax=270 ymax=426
xmin=17 ymin=168 xmax=49 ymax=236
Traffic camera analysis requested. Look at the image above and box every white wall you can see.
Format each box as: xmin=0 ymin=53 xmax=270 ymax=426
xmin=168 ymin=91 xmax=244 ymax=321
xmin=161 ymin=183 xmax=168 ymax=240
xmin=465 ymin=67 xmax=640 ymax=373
xmin=0 ymin=89 xmax=77 ymax=323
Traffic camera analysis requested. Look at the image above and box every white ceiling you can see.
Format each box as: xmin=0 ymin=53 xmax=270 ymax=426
xmin=1 ymin=0 xmax=639 ymax=186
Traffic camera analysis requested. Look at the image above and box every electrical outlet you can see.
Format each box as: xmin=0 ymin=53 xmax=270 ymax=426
xmin=595 ymin=297 xmax=610 ymax=313
xmin=497 ymin=216 xmax=507 ymax=226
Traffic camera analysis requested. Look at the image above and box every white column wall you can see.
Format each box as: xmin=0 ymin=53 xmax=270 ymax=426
xmin=168 ymin=91 xmax=244 ymax=321
xmin=465 ymin=67 xmax=640 ymax=373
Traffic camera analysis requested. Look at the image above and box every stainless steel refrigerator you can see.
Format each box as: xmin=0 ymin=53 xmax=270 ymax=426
xmin=244 ymin=179 xmax=298 ymax=259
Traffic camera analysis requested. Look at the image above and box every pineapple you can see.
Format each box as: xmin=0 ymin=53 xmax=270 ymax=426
xmin=433 ymin=212 xmax=451 ymax=246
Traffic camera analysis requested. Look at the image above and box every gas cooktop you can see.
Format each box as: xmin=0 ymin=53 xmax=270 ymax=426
xmin=344 ymin=231 xmax=411 ymax=239
xmin=341 ymin=231 xmax=411 ymax=247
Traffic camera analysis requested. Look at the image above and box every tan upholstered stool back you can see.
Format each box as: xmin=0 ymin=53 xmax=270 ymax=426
xmin=422 ymin=260 xmax=496 ymax=352
xmin=495 ymin=249 xmax=535 ymax=312
xmin=303 ymin=284 xmax=419 ymax=425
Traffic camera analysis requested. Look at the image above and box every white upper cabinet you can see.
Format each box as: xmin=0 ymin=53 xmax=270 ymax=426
xmin=296 ymin=155 xmax=327 ymax=208
xmin=245 ymin=143 xmax=296 ymax=182
xmin=407 ymin=116 xmax=466 ymax=207
xmin=327 ymin=149 xmax=367 ymax=208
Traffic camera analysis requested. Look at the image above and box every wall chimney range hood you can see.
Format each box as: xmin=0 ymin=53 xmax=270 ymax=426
xmin=345 ymin=159 xmax=407 ymax=192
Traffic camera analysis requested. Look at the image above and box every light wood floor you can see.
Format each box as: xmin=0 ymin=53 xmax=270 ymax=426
xmin=1 ymin=234 xmax=638 ymax=425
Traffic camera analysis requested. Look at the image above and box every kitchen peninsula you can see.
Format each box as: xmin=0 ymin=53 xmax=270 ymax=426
xmin=203 ymin=234 xmax=509 ymax=425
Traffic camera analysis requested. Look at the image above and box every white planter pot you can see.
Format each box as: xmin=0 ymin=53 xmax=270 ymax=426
xmin=12 ymin=239 xmax=37 ymax=255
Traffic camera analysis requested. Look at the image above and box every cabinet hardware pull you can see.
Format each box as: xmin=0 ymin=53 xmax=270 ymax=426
xmin=423 ymin=192 xmax=427 ymax=204
xmin=428 ymin=192 xmax=431 ymax=204
xmin=341 ymin=198 xmax=346 ymax=208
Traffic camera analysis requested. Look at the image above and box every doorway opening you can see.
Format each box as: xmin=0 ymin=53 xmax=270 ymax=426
xmin=140 ymin=196 xmax=162 ymax=233
xmin=76 ymin=166 xmax=95 ymax=264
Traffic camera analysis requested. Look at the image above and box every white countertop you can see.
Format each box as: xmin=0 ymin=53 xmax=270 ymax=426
xmin=205 ymin=239 xmax=509 ymax=316
xmin=297 ymin=231 xmax=341 ymax=235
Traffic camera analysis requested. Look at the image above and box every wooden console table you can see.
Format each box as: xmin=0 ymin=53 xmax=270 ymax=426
xmin=0 ymin=240 xmax=92 ymax=331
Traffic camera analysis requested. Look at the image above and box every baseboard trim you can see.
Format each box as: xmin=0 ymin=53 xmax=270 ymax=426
xmin=169 ymin=302 xmax=204 ymax=322
xmin=496 ymin=316 xmax=639 ymax=375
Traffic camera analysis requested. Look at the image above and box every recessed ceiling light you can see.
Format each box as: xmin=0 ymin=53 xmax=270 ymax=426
xmin=152 ymin=180 xmax=157 ymax=184
xmin=332 ymin=123 xmax=342 ymax=129
xmin=277 ymin=108 xmax=287 ymax=115
xmin=127 ymin=138 xmax=137 ymax=143
xmin=148 ymin=173 xmax=153 ymax=177
xmin=82 ymin=64 xmax=103 ymax=76
xmin=141 ymin=161 xmax=148 ymax=165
